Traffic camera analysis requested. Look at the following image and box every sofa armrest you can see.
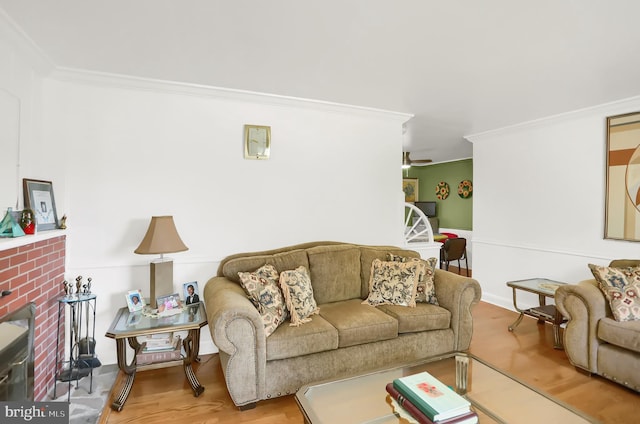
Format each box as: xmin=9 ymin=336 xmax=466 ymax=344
xmin=433 ymin=269 xmax=482 ymax=351
xmin=555 ymin=279 xmax=607 ymax=373
xmin=203 ymin=276 xmax=266 ymax=406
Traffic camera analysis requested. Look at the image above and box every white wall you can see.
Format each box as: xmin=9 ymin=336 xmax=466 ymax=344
xmin=468 ymin=96 xmax=640 ymax=310
xmin=40 ymin=71 xmax=410 ymax=365
xmin=1 ymin=10 xmax=412 ymax=367
xmin=0 ymin=9 xmax=52 ymax=210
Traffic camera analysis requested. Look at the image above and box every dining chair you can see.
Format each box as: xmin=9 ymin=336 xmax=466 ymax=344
xmin=440 ymin=237 xmax=469 ymax=276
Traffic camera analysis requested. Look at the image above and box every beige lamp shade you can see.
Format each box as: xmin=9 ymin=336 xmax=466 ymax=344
xmin=135 ymin=216 xmax=188 ymax=255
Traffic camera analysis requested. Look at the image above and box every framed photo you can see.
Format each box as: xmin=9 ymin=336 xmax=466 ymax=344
xmin=126 ymin=289 xmax=145 ymax=312
xmin=156 ymin=293 xmax=183 ymax=313
xmin=23 ymin=178 xmax=59 ymax=231
xmin=403 ymin=178 xmax=419 ymax=202
xmin=244 ymin=124 xmax=271 ymax=159
xmin=183 ymin=281 xmax=200 ymax=305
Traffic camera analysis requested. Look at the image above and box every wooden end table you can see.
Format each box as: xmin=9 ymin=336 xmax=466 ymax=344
xmin=507 ymin=278 xmax=567 ymax=349
xmin=105 ymin=302 xmax=207 ymax=411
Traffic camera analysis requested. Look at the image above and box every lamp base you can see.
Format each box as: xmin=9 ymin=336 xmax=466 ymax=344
xmin=150 ymin=260 xmax=174 ymax=308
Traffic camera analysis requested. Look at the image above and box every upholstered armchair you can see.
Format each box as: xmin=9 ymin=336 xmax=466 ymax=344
xmin=555 ymin=260 xmax=640 ymax=392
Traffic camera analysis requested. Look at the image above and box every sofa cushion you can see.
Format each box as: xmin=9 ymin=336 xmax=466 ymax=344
xmin=266 ymin=315 xmax=339 ymax=360
xmin=597 ymin=317 xmax=640 ymax=354
xmin=588 ymin=264 xmax=640 ymax=322
xmin=223 ymin=249 xmax=309 ymax=283
xmin=388 ymin=254 xmax=439 ymax=305
xmin=319 ymin=299 xmax=398 ymax=347
xmin=377 ymin=303 xmax=451 ymax=334
xmin=362 ymin=259 xmax=420 ymax=307
xmin=307 ymin=245 xmax=362 ymax=304
xmin=279 ymin=266 xmax=320 ymax=326
xmin=238 ymin=264 xmax=288 ymax=337
xmin=359 ymin=246 xmax=421 ymax=298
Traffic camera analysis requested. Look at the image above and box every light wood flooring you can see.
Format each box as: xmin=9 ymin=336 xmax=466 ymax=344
xmin=100 ymin=297 xmax=640 ymax=423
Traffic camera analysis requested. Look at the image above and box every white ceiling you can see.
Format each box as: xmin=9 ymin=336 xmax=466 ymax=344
xmin=3 ymin=0 xmax=640 ymax=163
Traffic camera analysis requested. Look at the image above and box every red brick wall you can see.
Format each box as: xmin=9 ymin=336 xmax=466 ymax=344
xmin=0 ymin=235 xmax=66 ymax=401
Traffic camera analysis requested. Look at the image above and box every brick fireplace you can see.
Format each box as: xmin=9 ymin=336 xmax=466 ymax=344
xmin=0 ymin=234 xmax=66 ymax=401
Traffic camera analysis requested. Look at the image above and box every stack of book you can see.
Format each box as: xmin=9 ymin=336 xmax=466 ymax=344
xmin=387 ymin=371 xmax=478 ymax=424
xmin=136 ymin=332 xmax=182 ymax=365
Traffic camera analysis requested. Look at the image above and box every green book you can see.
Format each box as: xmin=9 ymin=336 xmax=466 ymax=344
xmin=393 ymin=371 xmax=470 ymax=422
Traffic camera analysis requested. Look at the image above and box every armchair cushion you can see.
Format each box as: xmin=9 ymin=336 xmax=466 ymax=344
xmin=588 ymin=264 xmax=640 ymax=322
xmin=597 ymin=317 xmax=640 ymax=354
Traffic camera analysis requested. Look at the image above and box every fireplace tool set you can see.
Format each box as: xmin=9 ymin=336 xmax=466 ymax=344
xmin=54 ymin=275 xmax=100 ymax=399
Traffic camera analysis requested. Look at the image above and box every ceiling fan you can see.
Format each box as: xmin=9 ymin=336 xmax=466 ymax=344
xmin=402 ymin=152 xmax=432 ymax=168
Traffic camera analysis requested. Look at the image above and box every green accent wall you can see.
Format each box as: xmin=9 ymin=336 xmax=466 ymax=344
xmin=405 ymin=159 xmax=473 ymax=230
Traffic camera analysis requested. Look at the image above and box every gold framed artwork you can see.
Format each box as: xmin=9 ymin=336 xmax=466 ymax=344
xmin=244 ymin=124 xmax=271 ymax=159
xmin=403 ymin=178 xmax=419 ymax=202
xmin=605 ymin=111 xmax=640 ymax=241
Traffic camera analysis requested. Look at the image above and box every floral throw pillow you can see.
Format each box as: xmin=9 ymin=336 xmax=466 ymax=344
xmin=388 ymin=254 xmax=439 ymax=305
xmin=588 ymin=263 xmax=640 ymax=322
xmin=238 ymin=264 xmax=289 ymax=336
xmin=279 ymin=266 xmax=319 ymax=326
xmin=363 ymin=259 xmax=419 ymax=307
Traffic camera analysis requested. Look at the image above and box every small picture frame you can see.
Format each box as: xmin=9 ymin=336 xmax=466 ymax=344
xmin=183 ymin=281 xmax=200 ymax=305
xmin=156 ymin=293 xmax=183 ymax=313
xmin=244 ymin=124 xmax=271 ymax=159
xmin=126 ymin=289 xmax=145 ymax=312
xmin=23 ymin=178 xmax=59 ymax=231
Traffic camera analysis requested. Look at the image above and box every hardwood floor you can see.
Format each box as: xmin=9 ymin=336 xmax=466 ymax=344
xmin=100 ymin=301 xmax=639 ymax=424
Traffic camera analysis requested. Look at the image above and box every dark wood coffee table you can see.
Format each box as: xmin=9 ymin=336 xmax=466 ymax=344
xmin=295 ymin=353 xmax=598 ymax=423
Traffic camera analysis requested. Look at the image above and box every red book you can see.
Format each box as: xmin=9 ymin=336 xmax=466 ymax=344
xmin=386 ymin=383 xmax=478 ymax=424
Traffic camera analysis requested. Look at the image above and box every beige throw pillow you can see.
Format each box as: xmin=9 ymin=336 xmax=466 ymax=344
xmin=588 ymin=263 xmax=640 ymax=322
xmin=238 ymin=264 xmax=289 ymax=336
xmin=363 ymin=259 xmax=420 ymax=307
xmin=388 ymin=254 xmax=439 ymax=305
xmin=279 ymin=266 xmax=319 ymax=326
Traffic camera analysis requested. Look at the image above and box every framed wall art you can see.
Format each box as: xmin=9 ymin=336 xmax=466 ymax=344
xmin=403 ymin=178 xmax=419 ymax=202
xmin=23 ymin=178 xmax=59 ymax=231
xmin=605 ymin=111 xmax=640 ymax=241
xmin=244 ymin=124 xmax=271 ymax=159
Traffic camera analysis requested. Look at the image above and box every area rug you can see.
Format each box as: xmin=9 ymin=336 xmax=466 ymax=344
xmin=50 ymin=364 xmax=118 ymax=424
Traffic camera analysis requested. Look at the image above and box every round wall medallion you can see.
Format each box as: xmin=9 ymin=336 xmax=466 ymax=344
xmin=458 ymin=180 xmax=473 ymax=198
xmin=435 ymin=181 xmax=450 ymax=200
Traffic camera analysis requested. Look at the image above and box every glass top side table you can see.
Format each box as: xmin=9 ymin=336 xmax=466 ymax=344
xmin=506 ymin=278 xmax=567 ymax=349
xmin=105 ymin=302 xmax=207 ymax=411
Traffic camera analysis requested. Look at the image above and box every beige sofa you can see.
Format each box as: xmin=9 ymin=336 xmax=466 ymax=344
xmin=555 ymin=259 xmax=640 ymax=392
xmin=203 ymin=241 xmax=482 ymax=408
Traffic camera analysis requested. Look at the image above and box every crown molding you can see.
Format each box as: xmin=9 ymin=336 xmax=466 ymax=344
xmin=0 ymin=7 xmax=55 ymax=76
xmin=49 ymin=67 xmax=413 ymax=123
xmin=465 ymin=94 xmax=640 ymax=143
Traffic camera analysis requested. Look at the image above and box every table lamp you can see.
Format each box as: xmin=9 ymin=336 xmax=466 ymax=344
xmin=134 ymin=216 xmax=188 ymax=308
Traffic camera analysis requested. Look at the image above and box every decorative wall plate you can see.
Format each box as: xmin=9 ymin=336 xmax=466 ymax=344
xmin=435 ymin=181 xmax=450 ymax=200
xmin=458 ymin=180 xmax=473 ymax=198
